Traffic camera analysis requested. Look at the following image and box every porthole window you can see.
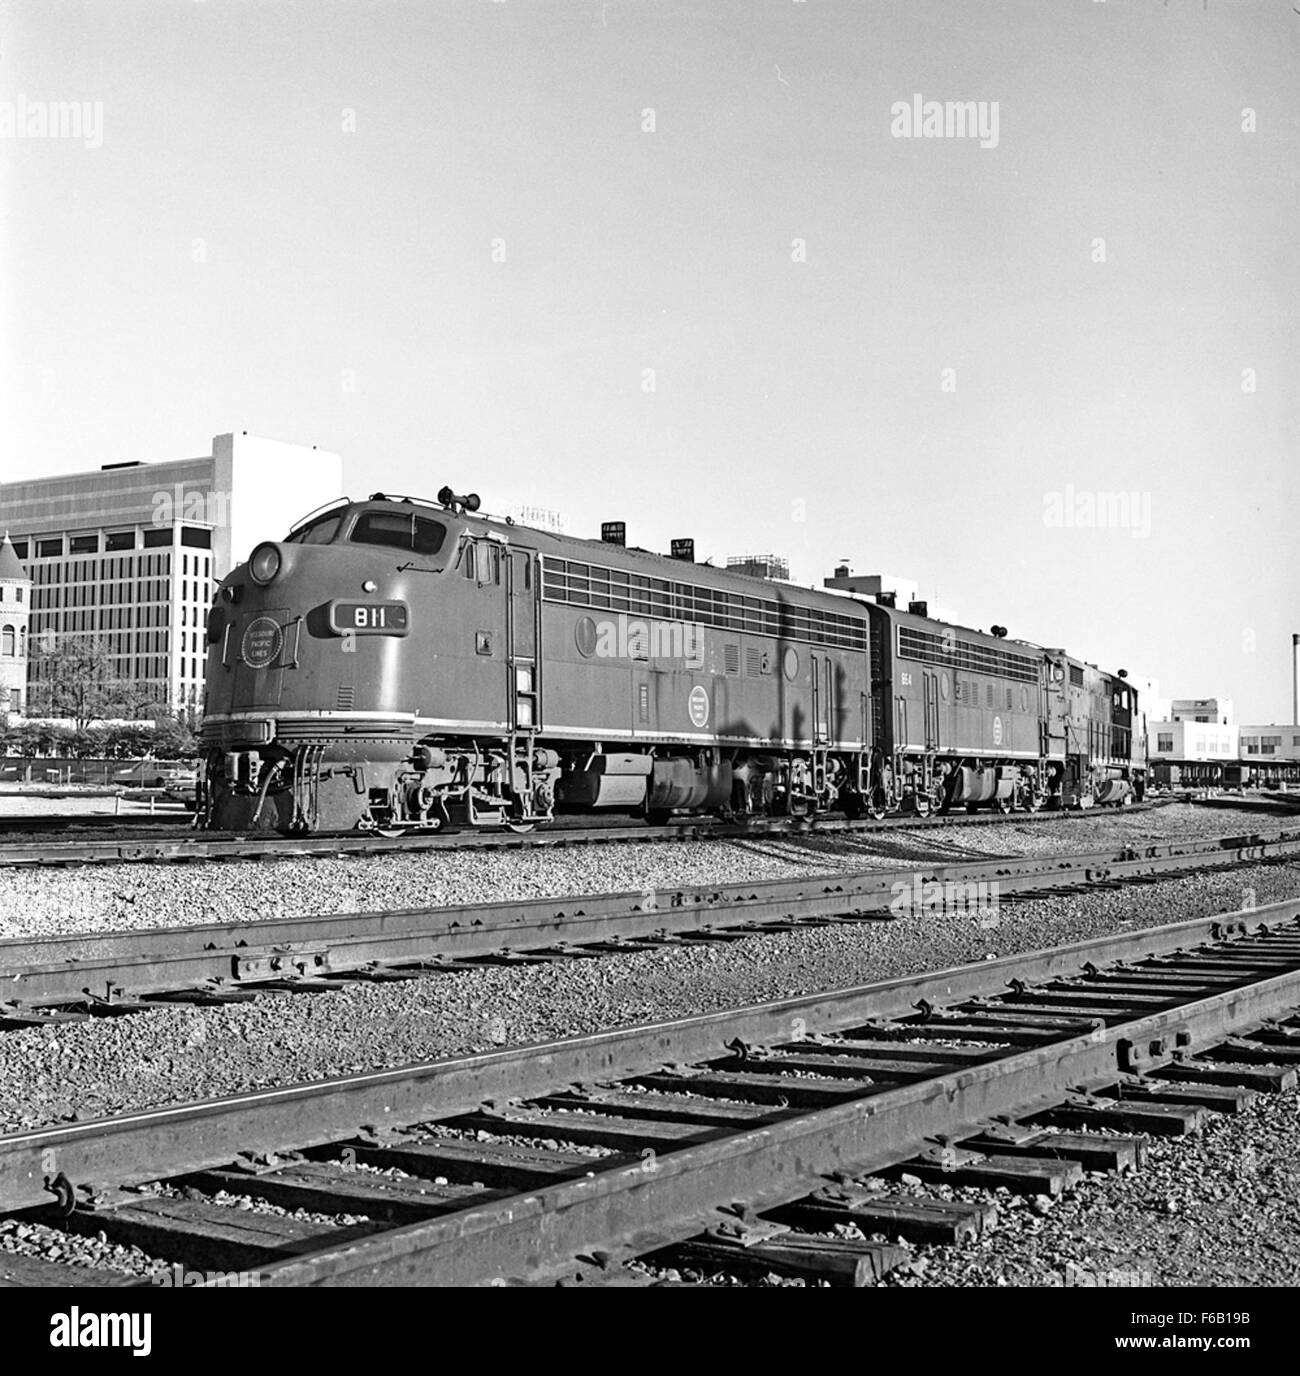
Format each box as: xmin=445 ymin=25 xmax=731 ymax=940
xmin=940 ymin=672 xmax=950 ymax=700
xmin=574 ymin=616 xmax=598 ymax=657
xmin=782 ymin=646 xmax=799 ymax=681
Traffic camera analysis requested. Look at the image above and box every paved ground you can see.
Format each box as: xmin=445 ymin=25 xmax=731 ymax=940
xmin=0 ymin=793 xmax=187 ymax=817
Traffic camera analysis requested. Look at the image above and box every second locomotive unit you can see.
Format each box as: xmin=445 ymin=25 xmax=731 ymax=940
xmin=866 ymin=596 xmax=1142 ymax=816
xmin=200 ymin=489 xmax=1144 ymax=832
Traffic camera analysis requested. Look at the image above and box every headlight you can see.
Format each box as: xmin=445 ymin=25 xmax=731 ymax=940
xmin=248 ymin=543 xmax=282 ymax=585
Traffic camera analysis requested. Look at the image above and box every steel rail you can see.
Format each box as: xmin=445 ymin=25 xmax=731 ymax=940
xmin=0 ymin=798 xmax=1170 ymax=867
xmin=2 ymin=896 xmax=1297 ymax=1225
xmin=3 ymin=829 xmax=1299 ymax=1009
xmin=255 ymin=963 xmax=1300 ymax=1287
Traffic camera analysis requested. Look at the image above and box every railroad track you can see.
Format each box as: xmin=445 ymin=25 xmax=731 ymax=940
xmin=3 ymin=825 xmax=1299 ymax=1027
xmin=3 ymin=897 xmax=1300 ymax=1287
xmin=0 ymin=798 xmax=1171 ymax=867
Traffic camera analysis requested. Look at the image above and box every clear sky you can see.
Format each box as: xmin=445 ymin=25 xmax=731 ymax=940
xmin=1 ymin=0 xmax=1296 ymax=719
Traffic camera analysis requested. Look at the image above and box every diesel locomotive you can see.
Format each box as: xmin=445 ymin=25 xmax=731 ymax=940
xmin=199 ymin=490 xmax=1145 ymax=833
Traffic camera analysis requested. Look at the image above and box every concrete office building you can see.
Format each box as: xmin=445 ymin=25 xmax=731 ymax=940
xmin=0 ymin=432 xmax=344 ymax=715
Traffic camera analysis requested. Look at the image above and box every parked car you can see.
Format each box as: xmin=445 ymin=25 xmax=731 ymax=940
xmin=161 ymin=768 xmax=201 ymax=806
xmin=113 ymin=763 xmax=200 ymax=793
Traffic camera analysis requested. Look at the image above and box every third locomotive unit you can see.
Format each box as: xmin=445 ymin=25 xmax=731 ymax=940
xmin=200 ymin=490 xmax=1145 ymax=833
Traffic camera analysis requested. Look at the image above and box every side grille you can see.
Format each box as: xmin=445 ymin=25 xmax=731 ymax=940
xmin=276 ymin=719 xmax=413 ymax=742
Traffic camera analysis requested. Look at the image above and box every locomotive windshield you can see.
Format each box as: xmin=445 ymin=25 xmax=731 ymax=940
xmin=286 ymin=513 xmax=344 ymax=545
xmin=351 ymin=510 xmax=447 ymax=556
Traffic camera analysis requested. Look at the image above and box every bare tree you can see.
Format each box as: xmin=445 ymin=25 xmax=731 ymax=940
xmin=26 ymin=635 xmax=164 ymax=730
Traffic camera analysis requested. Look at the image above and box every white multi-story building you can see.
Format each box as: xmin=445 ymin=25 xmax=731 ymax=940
xmin=0 ymin=535 xmax=32 ymax=721
xmin=0 ymin=432 xmax=343 ymax=715
xmin=1171 ymin=697 xmax=1233 ymax=725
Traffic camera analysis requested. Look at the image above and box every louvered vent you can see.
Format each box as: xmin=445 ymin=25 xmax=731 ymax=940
xmin=336 ymin=684 xmax=356 ymax=710
xmin=724 ymin=644 xmax=740 ymax=675
xmin=746 ymin=647 xmax=764 ymax=677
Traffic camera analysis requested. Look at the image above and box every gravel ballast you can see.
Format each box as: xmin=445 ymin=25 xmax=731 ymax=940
xmin=635 ymin=1083 xmax=1300 ymax=1289
xmin=876 ymin=1082 xmax=1300 ymax=1288
xmin=1 ymin=855 xmax=1296 ymax=1134
xmin=0 ymin=802 xmax=1283 ymax=938
xmin=2 ymin=800 xmax=1298 ymax=1285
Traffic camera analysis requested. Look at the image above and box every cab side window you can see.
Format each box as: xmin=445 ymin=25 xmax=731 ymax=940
xmin=466 ymin=539 xmax=501 ymax=586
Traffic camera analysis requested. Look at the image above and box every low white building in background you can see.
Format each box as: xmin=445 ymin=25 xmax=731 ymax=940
xmin=1147 ymin=720 xmax=1239 ymax=764
xmin=1238 ymin=726 xmax=1300 ymax=763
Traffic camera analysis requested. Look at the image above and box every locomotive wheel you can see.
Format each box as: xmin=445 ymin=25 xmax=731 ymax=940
xmin=375 ymin=827 xmax=407 ymax=839
xmin=995 ymin=798 xmax=1013 ymax=815
xmin=505 ymin=821 xmax=536 ymax=834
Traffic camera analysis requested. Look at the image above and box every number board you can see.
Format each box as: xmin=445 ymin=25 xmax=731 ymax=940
xmin=329 ymin=601 xmax=411 ymax=636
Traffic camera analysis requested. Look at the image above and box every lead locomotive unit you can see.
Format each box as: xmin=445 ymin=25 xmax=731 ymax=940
xmin=199 ymin=489 xmax=1144 ymax=833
